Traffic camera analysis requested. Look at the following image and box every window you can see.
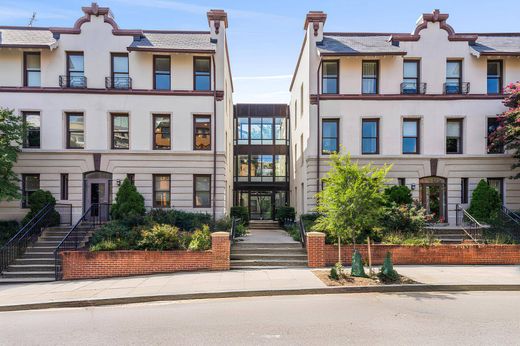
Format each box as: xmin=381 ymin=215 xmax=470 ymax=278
xmin=153 ymin=174 xmax=170 ymax=208
xmin=403 ymin=119 xmax=420 ymax=154
xmin=66 ymin=113 xmax=84 ymax=149
xmin=250 ymin=155 xmax=273 ymax=182
xmin=127 ymin=173 xmax=135 ymax=185
xmin=487 ymin=117 xmax=504 ymax=154
xmin=300 ymin=84 xmax=304 ymax=116
xmin=111 ymin=53 xmax=129 ymax=89
xmin=22 ymin=111 xmax=40 ymax=148
xmin=275 ymin=118 xmax=286 ymax=144
xmin=446 ymin=119 xmax=463 ymax=154
xmin=294 ymin=100 xmax=298 ymax=128
xmin=487 ymin=60 xmax=502 ymax=94
xmin=402 ymin=60 xmax=419 ymax=94
xmin=398 ymin=178 xmax=406 ymax=186
xmin=66 ymin=52 xmax=85 ymax=88
xmin=362 ymin=61 xmax=378 ymax=94
xmin=193 ymin=175 xmax=211 ymax=208
xmin=322 ymin=119 xmax=339 ymax=154
xmin=60 ymin=174 xmax=69 ymax=200
xmin=362 ymin=119 xmax=379 ymax=154
xmin=250 ymin=118 xmax=273 ymax=145
xmin=322 ymin=61 xmax=339 ymax=94
xmin=300 ymin=134 xmax=304 ymax=167
xmin=237 ymin=117 xmax=249 ymax=144
xmin=154 ymin=56 xmax=170 ymax=90
xmin=194 ymin=57 xmax=211 ymax=91
xmin=22 ymin=174 xmax=39 ymax=208
xmin=461 ymin=178 xmax=468 ymax=204
xmin=445 ymin=60 xmax=462 ymax=94
xmin=153 ymin=114 xmax=171 ymax=150
xmin=24 ymin=52 xmax=40 ymax=87
xmin=488 ymin=178 xmax=504 ymax=203
xmin=275 ymin=155 xmax=287 ymax=182
xmin=194 ymin=115 xmax=211 ymax=150
xmin=111 ymin=114 xmax=129 ymax=149
xmin=236 ymin=155 xmax=249 ymax=181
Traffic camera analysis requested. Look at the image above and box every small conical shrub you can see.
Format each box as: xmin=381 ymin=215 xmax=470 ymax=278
xmin=467 ymin=179 xmax=501 ymax=223
xmin=351 ymin=250 xmax=368 ymax=277
xmin=378 ymin=252 xmax=399 ymax=283
xmin=111 ymin=178 xmax=145 ymax=220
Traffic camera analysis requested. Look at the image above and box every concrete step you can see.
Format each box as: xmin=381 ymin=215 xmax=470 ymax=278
xmin=1 ymin=271 xmax=55 ymax=279
xmin=33 ymin=240 xmax=63 ymax=246
xmin=0 ymin=278 xmax=55 ymax=284
xmin=233 ymin=243 xmax=302 ymax=249
xmin=229 ymin=259 xmax=308 ymax=267
xmin=230 ymin=253 xmax=308 ymax=260
xmin=7 ymin=264 xmax=55 ymax=272
xmin=15 ymin=258 xmax=55 ymax=265
xmin=230 ymin=266 xmax=301 ymax=270
xmin=22 ymin=252 xmax=55 ymax=259
xmin=231 ymin=248 xmax=306 ymax=255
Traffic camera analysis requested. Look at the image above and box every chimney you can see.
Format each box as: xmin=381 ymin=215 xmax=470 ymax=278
xmin=207 ymin=9 xmax=228 ymax=40
xmin=304 ymin=11 xmax=327 ymax=42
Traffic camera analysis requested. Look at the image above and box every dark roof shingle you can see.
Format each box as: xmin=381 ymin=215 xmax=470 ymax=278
xmin=0 ymin=28 xmax=57 ymax=48
xmin=128 ymin=32 xmax=215 ymax=52
xmin=318 ymin=34 xmax=406 ymax=56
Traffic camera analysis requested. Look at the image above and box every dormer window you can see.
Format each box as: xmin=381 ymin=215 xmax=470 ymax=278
xmin=23 ymin=52 xmax=41 ymax=87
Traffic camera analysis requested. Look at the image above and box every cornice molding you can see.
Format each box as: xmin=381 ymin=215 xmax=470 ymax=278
xmin=0 ymin=87 xmax=224 ymax=97
xmin=310 ymin=93 xmax=504 ymax=103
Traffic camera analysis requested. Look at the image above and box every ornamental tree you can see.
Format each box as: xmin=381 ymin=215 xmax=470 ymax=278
xmin=0 ymin=108 xmax=25 ymax=201
xmin=313 ymin=152 xmax=390 ymax=265
xmin=489 ymin=82 xmax=520 ymax=178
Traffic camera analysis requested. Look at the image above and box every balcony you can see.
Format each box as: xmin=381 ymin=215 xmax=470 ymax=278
xmin=444 ymin=82 xmax=470 ymax=95
xmin=400 ymin=82 xmax=427 ymax=95
xmin=105 ymin=76 xmax=132 ymax=90
xmin=59 ymin=75 xmax=87 ymax=88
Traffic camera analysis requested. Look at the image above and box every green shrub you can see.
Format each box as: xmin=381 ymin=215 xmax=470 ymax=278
xmin=0 ymin=220 xmax=19 ymax=246
xmin=468 ymin=179 xmax=502 ymax=223
xmin=329 ymin=262 xmax=344 ymax=280
xmin=213 ymin=216 xmax=231 ymax=231
xmin=275 ymin=206 xmax=295 ymax=225
xmin=234 ymin=223 xmax=247 ymax=237
xmin=137 ymin=224 xmax=181 ymax=250
xmin=22 ymin=190 xmax=60 ymax=226
xmin=111 ymin=178 xmax=145 ymax=220
xmin=378 ymin=252 xmax=400 ymax=283
xmin=146 ymin=209 xmax=211 ymax=232
xmin=284 ymin=223 xmax=301 ymax=241
xmin=89 ymin=220 xmax=141 ymax=250
xmin=381 ymin=202 xmax=430 ymax=235
xmin=230 ymin=206 xmax=249 ymax=224
xmin=188 ymin=225 xmax=212 ymax=251
xmin=381 ymin=231 xmax=440 ymax=246
xmin=90 ymin=240 xmax=118 ymax=252
xmin=384 ymin=185 xmax=413 ymax=205
xmin=179 ymin=232 xmax=193 ymax=250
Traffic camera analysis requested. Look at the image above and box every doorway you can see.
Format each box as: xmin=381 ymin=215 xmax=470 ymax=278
xmin=84 ymin=171 xmax=112 ymax=217
xmin=419 ymin=176 xmax=447 ymax=223
xmin=250 ymin=191 xmax=272 ymax=220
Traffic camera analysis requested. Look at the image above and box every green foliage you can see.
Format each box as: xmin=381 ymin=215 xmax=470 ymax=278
xmin=378 ymin=252 xmax=400 ymax=283
xmin=329 ymin=262 xmax=344 ymax=280
xmin=22 ymin=190 xmax=60 ymax=226
xmin=90 ymin=240 xmax=118 ymax=252
xmin=90 ymin=220 xmax=141 ymax=250
xmin=111 ymin=178 xmax=145 ymax=220
xmin=188 ymin=225 xmax=212 ymax=251
xmin=0 ymin=220 xmax=19 ymax=246
xmin=313 ymin=152 xmax=390 ymax=262
xmin=213 ymin=216 xmax=231 ymax=231
xmin=381 ymin=202 xmax=430 ymax=235
xmin=0 ymin=108 xmax=25 ymax=201
xmin=137 ymin=224 xmax=182 ymax=251
xmin=230 ymin=206 xmax=249 ymax=224
xmin=275 ymin=206 xmax=295 ymax=225
xmin=146 ymin=209 xmax=211 ymax=231
xmin=234 ymin=223 xmax=248 ymax=237
xmin=350 ymin=250 xmax=368 ymax=278
xmin=381 ymin=231 xmax=440 ymax=246
xmin=284 ymin=223 xmax=301 ymax=241
xmin=468 ymin=180 xmax=502 ymax=223
xmin=301 ymin=213 xmax=319 ymax=230
xmin=384 ymin=185 xmax=413 ymax=205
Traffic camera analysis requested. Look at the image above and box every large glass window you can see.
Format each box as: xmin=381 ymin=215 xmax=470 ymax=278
xmin=446 ymin=119 xmax=463 ymax=154
xmin=154 ymin=56 xmax=170 ymax=90
xmin=322 ymin=119 xmax=338 ymax=154
xmin=194 ymin=116 xmax=211 ymax=150
xmin=66 ymin=113 xmax=84 ymax=149
xmin=322 ymin=61 xmax=338 ymax=94
xmin=22 ymin=174 xmax=39 ymax=208
xmin=153 ymin=114 xmax=171 ymax=150
xmin=362 ymin=61 xmax=378 ymax=94
xmin=275 ymin=118 xmax=286 ymax=144
xmin=250 ymin=155 xmax=273 ymax=182
xmin=403 ymin=119 xmax=419 ymax=154
xmin=402 ymin=60 xmax=419 ymax=94
xmin=23 ymin=112 xmax=40 ymax=148
xmin=362 ymin=119 xmax=379 ymax=154
xmin=153 ymin=174 xmax=170 ymax=208
xmin=236 ymin=155 xmax=249 ymax=181
xmin=67 ymin=52 xmax=85 ymax=88
xmin=194 ymin=57 xmax=211 ymax=91
xmin=250 ymin=118 xmax=273 ymax=145
xmin=275 ymin=155 xmax=287 ymax=182
xmin=237 ymin=117 xmax=249 ymax=144
xmin=24 ymin=52 xmax=41 ymax=87
xmin=445 ymin=61 xmax=462 ymax=94
xmin=194 ymin=175 xmax=211 ymax=208
xmin=111 ymin=114 xmax=129 ymax=149
xmin=111 ymin=53 xmax=130 ymax=89
xmin=487 ymin=117 xmax=504 ymax=154
xmin=487 ymin=60 xmax=502 ymax=94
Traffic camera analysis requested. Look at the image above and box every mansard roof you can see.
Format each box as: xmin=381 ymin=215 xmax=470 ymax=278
xmin=0 ymin=27 xmax=58 ymax=49
xmin=470 ymin=34 xmax=520 ymax=56
xmin=128 ymin=31 xmax=215 ymax=53
xmin=318 ymin=33 xmax=406 ymax=56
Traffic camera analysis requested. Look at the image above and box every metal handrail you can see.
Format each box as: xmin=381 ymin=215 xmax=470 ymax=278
xmin=455 ymin=204 xmax=484 ymax=243
xmin=59 ymin=75 xmax=87 ymax=88
xmin=230 ymin=217 xmax=237 ymax=241
xmin=501 ymin=206 xmax=520 ymax=225
xmin=105 ymin=76 xmax=132 ymax=89
xmin=54 ymin=203 xmax=111 ymax=280
xmin=299 ymin=215 xmax=306 ymax=248
xmin=443 ymin=82 xmax=470 ymax=95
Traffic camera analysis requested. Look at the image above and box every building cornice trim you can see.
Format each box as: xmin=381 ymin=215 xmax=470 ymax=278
xmin=310 ymin=93 xmax=505 ymax=103
xmin=0 ymin=87 xmax=224 ymax=98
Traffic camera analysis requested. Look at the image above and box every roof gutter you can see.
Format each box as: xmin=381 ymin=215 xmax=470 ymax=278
xmin=212 ymin=53 xmax=217 ymax=224
xmin=316 ymin=59 xmax=323 ymax=198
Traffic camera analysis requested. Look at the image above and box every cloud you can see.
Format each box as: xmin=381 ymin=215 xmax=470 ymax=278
xmin=234 ymin=75 xmax=292 ymax=81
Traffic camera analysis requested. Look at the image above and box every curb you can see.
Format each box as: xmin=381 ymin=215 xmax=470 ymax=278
xmin=1 ymin=284 xmax=520 ymax=312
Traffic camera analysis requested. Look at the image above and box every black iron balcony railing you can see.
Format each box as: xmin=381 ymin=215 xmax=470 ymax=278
xmin=400 ymin=82 xmax=427 ymax=95
xmin=444 ymin=82 xmax=470 ymax=95
xmin=59 ymin=75 xmax=87 ymax=88
xmin=105 ymin=76 xmax=132 ymax=90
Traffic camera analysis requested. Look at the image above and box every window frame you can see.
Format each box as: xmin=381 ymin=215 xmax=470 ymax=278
xmin=152 ymin=174 xmax=171 ymax=208
xmin=402 ymin=118 xmax=420 ymax=154
xmin=66 ymin=112 xmax=85 ymax=149
xmin=60 ymin=173 xmax=69 ymax=200
xmin=487 ymin=117 xmax=504 ymax=154
xmin=193 ymin=174 xmax=211 ymax=208
xmin=461 ymin=177 xmax=468 ymax=204
xmin=152 ymin=114 xmax=171 ymax=150
xmin=66 ymin=51 xmax=85 ymax=88
xmin=321 ymin=118 xmax=339 ymax=155
xmin=362 ymin=60 xmax=379 ymax=94
xmin=487 ymin=60 xmax=503 ymax=95
xmin=111 ymin=113 xmax=129 ymax=150
xmin=21 ymin=174 xmax=40 ymax=208
xmin=397 ymin=178 xmax=406 ymax=186
xmin=193 ymin=56 xmax=212 ymax=91
xmin=402 ymin=59 xmax=420 ymax=94
xmin=153 ymin=55 xmax=171 ymax=90
xmin=361 ymin=118 xmax=380 ymax=155
xmin=445 ymin=60 xmax=462 ymax=94
xmin=22 ymin=111 xmax=41 ymax=149
xmin=193 ymin=115 xmax=212 ymax=150
xmin=23 ymin=52 xmax=41 ymax=87
xmin=446 ymin=118 xmax=463 ymax=154
xmin=321 ymin=60 xmax=339 ymax=94
xmin=110 ymin=52 xmax=130 ymax=89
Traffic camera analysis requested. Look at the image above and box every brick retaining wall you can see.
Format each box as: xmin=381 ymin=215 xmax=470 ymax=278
xmin=61 ymin=232 xmax=230 ymax=280
xmin=306 ymin=232 xmax=520 ymax=267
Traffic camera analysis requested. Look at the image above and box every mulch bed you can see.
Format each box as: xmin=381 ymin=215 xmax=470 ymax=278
xmin=312 ymin=269 xmax=420 ymax=287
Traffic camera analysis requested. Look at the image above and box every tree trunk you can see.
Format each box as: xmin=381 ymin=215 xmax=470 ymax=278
xmin=337 ymin=235 xmax=341 ymax=265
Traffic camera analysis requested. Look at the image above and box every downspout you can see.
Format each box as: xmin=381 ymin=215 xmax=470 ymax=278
xmin=212 ymin=54 xmax=217 ymax=224
xmin=316 ymin=59 xmax=323 ymax=196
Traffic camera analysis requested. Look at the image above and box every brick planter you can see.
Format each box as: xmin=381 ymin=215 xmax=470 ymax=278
xmin=60 ymin=232 xmax=230 ymax=280
xmin=307 ymin=232 xmax=520 ymax=267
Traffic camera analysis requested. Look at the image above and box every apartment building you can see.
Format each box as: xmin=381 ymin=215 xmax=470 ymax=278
xmin=290 ymin=10 xmax=520 ymax=224
xmin=0 ymin=3 xmax=234 ymax=222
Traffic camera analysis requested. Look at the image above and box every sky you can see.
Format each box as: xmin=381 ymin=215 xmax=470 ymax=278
xmin=0 ymin=0 xmax=517 ymax=103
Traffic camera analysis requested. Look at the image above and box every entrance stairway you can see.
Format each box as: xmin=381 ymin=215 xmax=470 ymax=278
xmin=427 ymin=226 xmax=480 ymax=244
xmin=230 ymin=221 xmax=308 ymax=269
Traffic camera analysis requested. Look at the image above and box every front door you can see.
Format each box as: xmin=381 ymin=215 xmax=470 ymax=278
xmin=84 ymin=172 xmax=112 ymax=218
xmin=419 ymin=176 xmax=447 ymax=223
xmin=250 ymin=191 xmax=272 ymax=220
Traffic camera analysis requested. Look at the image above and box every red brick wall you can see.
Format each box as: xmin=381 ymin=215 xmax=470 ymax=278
xmin=307 ymin=233 xmax=520 ymax=267
xmin=61 ymin=232 xmax=230 ymax=280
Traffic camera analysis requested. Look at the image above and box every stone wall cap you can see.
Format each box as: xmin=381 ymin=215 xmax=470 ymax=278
xmin=211 ymin=231 xmax=230 ymax=237
xmin=307 ymin=232 xmax=326 ymax=237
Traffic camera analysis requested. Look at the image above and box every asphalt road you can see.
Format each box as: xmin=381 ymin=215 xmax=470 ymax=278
xmin=1 ymin=292 xmax=519 ymax=345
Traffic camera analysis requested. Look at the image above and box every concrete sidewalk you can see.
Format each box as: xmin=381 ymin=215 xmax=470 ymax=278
xmin=0 ymin=265 xmax=518 ymax=310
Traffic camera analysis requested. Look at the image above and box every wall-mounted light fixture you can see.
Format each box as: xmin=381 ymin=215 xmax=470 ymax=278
xmin=116 ymin=179 xmax=121 ymax=186
xmin=410 ymin=183 xmax=416 ymax=191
